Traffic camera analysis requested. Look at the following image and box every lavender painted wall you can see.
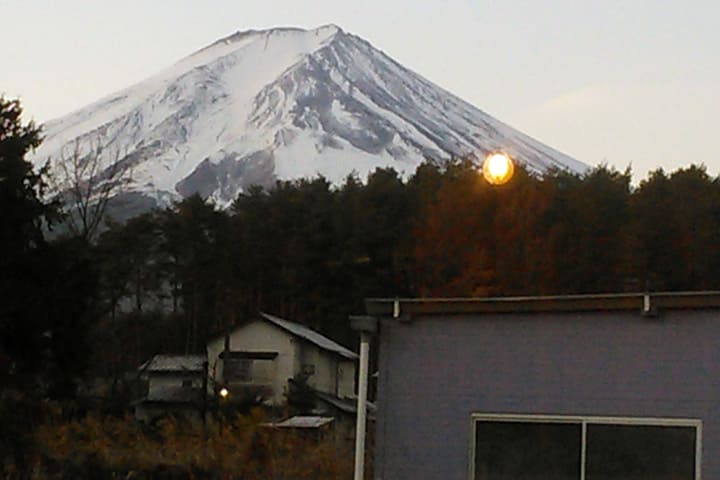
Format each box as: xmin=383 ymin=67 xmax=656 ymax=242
xmin=374 ymin=309 xmax=720 ymax=479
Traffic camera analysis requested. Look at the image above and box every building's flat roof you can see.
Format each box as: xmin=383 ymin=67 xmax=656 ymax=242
xmin=263 ymin=416 xmax=334 ymax=429
xmin=365 ymin=291 xmax=720 ymax=318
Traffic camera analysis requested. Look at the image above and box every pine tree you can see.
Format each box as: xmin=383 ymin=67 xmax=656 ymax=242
xmin=0 ymin=97 xmax=98 ymax=475
xmin=0 ymin=97 xmax=96 ymax=396
xmin=0 ymin=97 xmax=58 ymax=385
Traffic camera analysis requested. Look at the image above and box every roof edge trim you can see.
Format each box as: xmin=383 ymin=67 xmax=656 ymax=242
xmin=365 ymin=291 xmax=720 ymax=317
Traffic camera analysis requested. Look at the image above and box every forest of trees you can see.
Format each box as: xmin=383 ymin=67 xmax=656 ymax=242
xmin=4 ymin=94 xmax=720 ymax=476
xmin=5 ymin=96 xmax=720 ymax=387
xmin=88 ymin=157 xmax=720 ymax=368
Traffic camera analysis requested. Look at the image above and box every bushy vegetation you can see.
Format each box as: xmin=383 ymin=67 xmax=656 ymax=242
xmin=25 ymin=409 xmax=352 ymax=479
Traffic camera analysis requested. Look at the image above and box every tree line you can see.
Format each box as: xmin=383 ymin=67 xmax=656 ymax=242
xmin=87 ymin=155 xmax=720 ymax=375
xmin=5 ymin=95 xmax=720 ymax=392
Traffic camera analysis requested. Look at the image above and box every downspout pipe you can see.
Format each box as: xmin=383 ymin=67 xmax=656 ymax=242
xmin=350 ymin=315 xmax=378 ymax=480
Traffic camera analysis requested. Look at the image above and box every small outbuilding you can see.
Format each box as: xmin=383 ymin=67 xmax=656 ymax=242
xmin=366 ymin=292 xmax=720 ymax=480
xmin=135 ymin=354 xmax=206 ymax=423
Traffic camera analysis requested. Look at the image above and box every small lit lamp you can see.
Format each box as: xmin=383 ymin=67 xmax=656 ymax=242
xmin=482 ymin=152 xmax=514 ymax=185
xmin=219 ymin=387 xmax=229 ymax=399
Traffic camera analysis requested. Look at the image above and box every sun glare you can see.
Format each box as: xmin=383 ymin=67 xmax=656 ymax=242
xmin=483 ymin=152 xmax=514 ymax=185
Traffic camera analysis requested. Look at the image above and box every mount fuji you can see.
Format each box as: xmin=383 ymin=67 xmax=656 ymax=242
xmin=32 ymin=24 xmax=588 ymax=209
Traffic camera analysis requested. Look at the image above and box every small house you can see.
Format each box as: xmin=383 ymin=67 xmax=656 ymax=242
xmin=206 ymin=312 xmax=358 ymax=406
xmin=366 ymin=292 xmax=720 ymax=480
xmin=135 ymin=354 xmax=206 ymax=423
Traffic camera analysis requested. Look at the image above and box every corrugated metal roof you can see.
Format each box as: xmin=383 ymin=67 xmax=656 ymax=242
xmin=259 ymin=312 xmax=358 ymax=360
xmin=138 ymin=354 xmax=206 ymax=373
xmin=265 ymin=416 xmax=334 ymax=429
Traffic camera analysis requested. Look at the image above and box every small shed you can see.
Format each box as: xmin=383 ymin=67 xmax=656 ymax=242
xmin=135 ymin=354 xmax=206 ymax=423
xmin=262 ymin=415 xmax=335 ymax=441
xmin=264 ymin=415 xmax=335 ymax=429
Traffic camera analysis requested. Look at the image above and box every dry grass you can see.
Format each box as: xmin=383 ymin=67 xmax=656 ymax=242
xmin=30 ymin=409 xmax=354 ymax=479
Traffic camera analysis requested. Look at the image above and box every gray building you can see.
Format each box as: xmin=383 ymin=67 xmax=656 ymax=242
xmin=366 ymin=292 xmax=720 ymax=480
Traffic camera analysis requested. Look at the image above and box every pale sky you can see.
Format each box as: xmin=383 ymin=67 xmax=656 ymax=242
xmin=3 ymin=0 xmax=720 ymax=181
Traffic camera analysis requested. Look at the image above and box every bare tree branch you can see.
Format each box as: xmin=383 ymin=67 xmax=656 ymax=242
xmin=50 ymin=135 xmax=134 ymax=241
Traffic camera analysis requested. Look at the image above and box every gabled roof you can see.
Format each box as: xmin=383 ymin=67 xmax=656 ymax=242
xmin=259 ymin=312 xmax=358 ymax=360
xmin=138 ymin=354 xmax=206 ymax=373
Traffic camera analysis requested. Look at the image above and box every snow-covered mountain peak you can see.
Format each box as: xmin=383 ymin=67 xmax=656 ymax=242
xmin=32 ymin=25 xmax=588 ymax=210
xmin=192 ymin=24 xmax=342 ymax=60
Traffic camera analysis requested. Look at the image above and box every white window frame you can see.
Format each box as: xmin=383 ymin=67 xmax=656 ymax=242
xmin=469 ymin=413 xmax=702 ymax=480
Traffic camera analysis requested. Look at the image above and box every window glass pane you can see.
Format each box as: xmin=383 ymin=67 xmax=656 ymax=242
xmin=586 ymin=424 xmax=696 ymax=480
xmin=224 ymin=358 xmax=252 ymax=382
xmin=475 ymin=421 xmax=581 ymax=480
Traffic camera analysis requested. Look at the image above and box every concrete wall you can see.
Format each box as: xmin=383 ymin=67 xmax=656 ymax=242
xmin=318 ymin=351 xmax=355 ymax=398
xmin=300 ymin=344 xmax=355 ymax=398
xmin=337 ymin=359 xmax=356 ymax=399
xmin=289 ymin=334 xmax=359 ymax=399
xmin=375 ymin=309 xmax=720 ymax=480
xmin=302 ymin=343 xmax=329 ymax=393
xmin=147 ymin=374 xmax=202 ymax=396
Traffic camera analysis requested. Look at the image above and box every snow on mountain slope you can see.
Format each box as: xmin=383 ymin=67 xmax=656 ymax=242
xmin=32 ymin=24 xmax=588 ymax=208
